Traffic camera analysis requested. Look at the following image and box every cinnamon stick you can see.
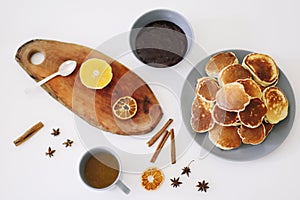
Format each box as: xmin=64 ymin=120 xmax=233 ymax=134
xmin=13 ymin=121 xmax=44 ymax=146
xmin=170 ymin=129 xmax=176 ymax=164
xmin=150 ymin=130 xmax=171 ymax=163
xmin=147 ymin=118 xmax=173 ymax=147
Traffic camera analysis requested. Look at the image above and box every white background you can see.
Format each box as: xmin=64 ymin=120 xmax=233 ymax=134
xmin=1 ymin=0 xmax=300 ymax=199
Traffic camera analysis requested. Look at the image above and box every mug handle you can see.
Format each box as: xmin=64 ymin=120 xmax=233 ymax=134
xmin=116 ymin=180 xmax=131 ymax=194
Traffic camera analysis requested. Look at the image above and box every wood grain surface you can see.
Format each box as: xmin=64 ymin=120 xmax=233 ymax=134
xmin=15 ymin=39 xmax=163 ymax=135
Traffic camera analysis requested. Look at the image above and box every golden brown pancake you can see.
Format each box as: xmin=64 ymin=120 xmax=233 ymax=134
xmin=238 ymin=98 xmax=267 ymax=128
xmin=262 ymin=86 xmax=288 ymax=124
xmin=196 ymin=77 xmax=220 ymax=102
xmin=237 ymin=78 xmax=262 ymax=99
xmin=238 ymin=124 xmax=266 ymax=145
xmin=216 ymin=82 xmax=251 ymax=112
xmin=242 ymin=53 xmax=279 ymax=87
xmin=205 ymin=52 xmax=239 ymax=77
xmin=190 ymin=96 xmax=214 ymax=133
xmin=218 ymin=64 xmax=252 ymax=86
xmin=263 ymin=121 xmax=274 ymax=136
xmin=208 ymin=124 xmax=241 ymax=150
xmin=212 ymin=104 xmax=239 ymax=126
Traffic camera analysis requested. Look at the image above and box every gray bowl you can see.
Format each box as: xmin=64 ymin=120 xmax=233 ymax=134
xmin=129 ymin=9 xmax=193 ymax=67
xmin=181 ymin=49 xmax=296 ymax=161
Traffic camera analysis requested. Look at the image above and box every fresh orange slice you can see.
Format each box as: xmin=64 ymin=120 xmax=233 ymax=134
xmin=112 ymin=96 xmax=138 ymax=120
xmin=141 ymin=168 xmax=164 ymax=191
xmin=79 ymin=58 xmax=113 ymax=89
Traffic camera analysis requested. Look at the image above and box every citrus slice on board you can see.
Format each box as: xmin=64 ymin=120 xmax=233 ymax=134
xmin=112 ymin=96 xmax=138 ymax=120
xmin=141 ymin=168 xmax=164 ymax=191
xmin=79 ymin=58 xmax=113 ymax=89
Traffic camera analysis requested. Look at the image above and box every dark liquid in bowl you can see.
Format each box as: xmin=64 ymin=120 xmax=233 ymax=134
xmin=84 ymin=152 xmax=119 ymax=189
xmin=134 ymin=20 xmax=188 ymax=67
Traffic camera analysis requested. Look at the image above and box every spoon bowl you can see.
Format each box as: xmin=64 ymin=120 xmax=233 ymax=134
xmin=57 ymin=60 xmax=77 ymax=77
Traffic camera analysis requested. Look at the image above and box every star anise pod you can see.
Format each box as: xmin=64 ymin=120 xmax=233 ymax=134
xmin=181 ymin=160 xmax=194 ymax=177
xmin=62 ymin=139 xmax=73 ymax=147
xmin=170 ymin=177 xmax=182 ymax=188
xmin=196 ymin=180 xmax=209 ymax=192
xmin=51 ymin=128 xmax=60 ymax=136
xmin=45 ymin=147 xmax=56 ymax=158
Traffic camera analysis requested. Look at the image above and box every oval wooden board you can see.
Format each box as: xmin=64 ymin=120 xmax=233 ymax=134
xmin=16 ymin=39 xmax=163 ymax=135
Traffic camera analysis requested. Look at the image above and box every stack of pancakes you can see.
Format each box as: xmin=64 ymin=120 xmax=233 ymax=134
xmin=190 ymin=52 xmax=289 ymax=150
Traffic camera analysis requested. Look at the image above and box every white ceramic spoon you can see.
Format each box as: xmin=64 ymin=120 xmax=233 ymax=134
xmin=25 ymin=60 xmax=77 ymax=94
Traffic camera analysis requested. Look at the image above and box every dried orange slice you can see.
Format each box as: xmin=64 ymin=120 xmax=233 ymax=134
xmin=79 ymin=58 xmax=113 ymax=89
xmin=141 ymin=168 xmax=164 ymax=191
xmin=112 ymin=96 xmax=138 ymax=120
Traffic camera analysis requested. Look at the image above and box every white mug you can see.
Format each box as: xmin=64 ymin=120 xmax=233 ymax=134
xmin=79 ymin=147 xmax=130 ymax=194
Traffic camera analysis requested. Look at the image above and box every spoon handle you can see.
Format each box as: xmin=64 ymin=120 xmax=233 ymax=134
xmin=116 ymin=180 xmax=130 ymax=194
xmin=37 ymin=72 xmax=60 ymax=86
xmin=24 ymin=72 xmax=60 ymax=94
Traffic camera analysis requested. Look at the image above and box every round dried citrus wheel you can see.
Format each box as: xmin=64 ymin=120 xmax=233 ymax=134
xmin=112 ymin=96 xmax=138 ymax=120
xmin=79 ymin=58 xmax=113 ymax=89
xmin=141 ymin=168 xmax=164 ymax=191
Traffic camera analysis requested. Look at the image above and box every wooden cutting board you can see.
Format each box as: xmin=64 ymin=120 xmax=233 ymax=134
xmin=16 ymin=39 xmax=163 ymax=135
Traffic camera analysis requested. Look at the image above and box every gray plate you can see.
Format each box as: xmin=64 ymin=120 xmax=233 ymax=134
xmin=181 ymin=49 xmax=296 ymax=161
